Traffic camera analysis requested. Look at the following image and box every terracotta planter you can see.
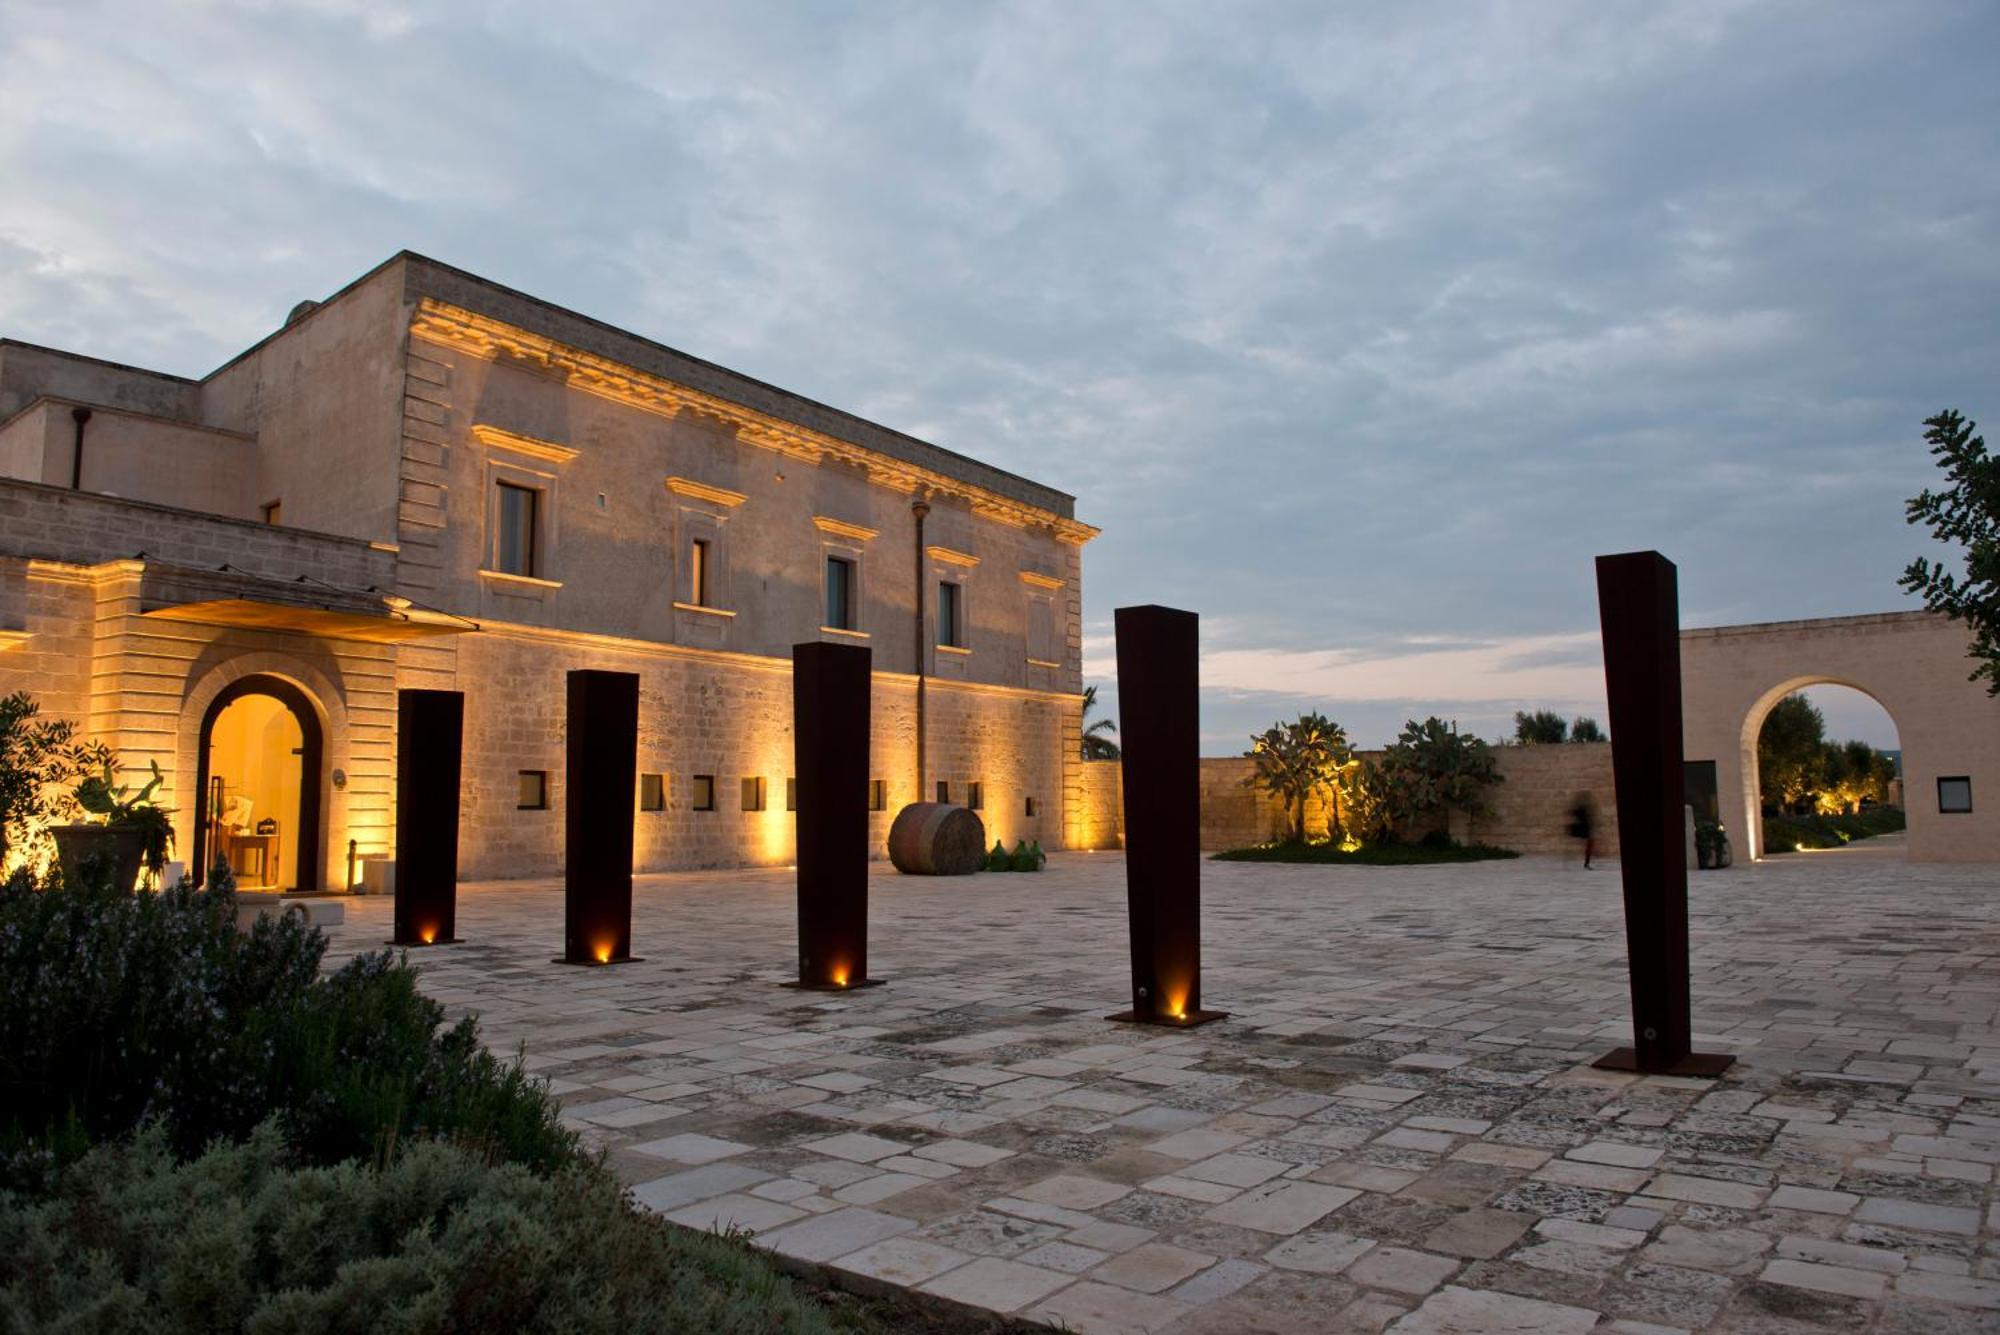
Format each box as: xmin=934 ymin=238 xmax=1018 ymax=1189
xmin=51 ymin=824 xmax=148 ymax=895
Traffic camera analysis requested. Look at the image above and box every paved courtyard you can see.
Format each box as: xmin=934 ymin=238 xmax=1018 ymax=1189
xmin=322 ymin=844 xmax=2000 ymax=1333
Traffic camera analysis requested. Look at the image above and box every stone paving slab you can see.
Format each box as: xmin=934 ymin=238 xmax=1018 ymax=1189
xmin=322 ymin=847 xmax=2000 ymax=1331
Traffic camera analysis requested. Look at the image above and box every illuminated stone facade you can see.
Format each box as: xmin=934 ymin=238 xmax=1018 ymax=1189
xmin=0 ymin=253 xmax=1103 ymax=884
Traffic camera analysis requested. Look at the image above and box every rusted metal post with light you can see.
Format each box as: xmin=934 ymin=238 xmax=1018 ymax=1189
xmin=1109 ymin=604 xmax=1225 ymax=1027
xmin=558 ymin=669 xmax=641 ymax=965
xmin=789 ymin=640 xmax=882 ymax=990
xmin=1593 ymin=551 xmax=1731 ymax=1076
xmin=390 ymin=688 xmax=463 ymax=946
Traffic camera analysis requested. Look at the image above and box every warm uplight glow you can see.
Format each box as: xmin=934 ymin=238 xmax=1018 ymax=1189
xmin=1163 ymin=987 xmax=1189 ymax=1020
xmin=593 ymin=941 xmax=614 ymax=964
xmin=1338 ymin=834 xmax=1363 ymax=853
xmin=419 ymin=925 xmax=438 ymax=945
xmin=830 ymin=965 xmax=850 ymax=988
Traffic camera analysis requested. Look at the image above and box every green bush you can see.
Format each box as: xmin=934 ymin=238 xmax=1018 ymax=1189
xmin=0 ymin=1122 xmax=838 ymax=1335
xmin=0 ymin=871 xmax=572 ymax=1191
xmin=1762 ymin=807 xmax=1906 ymax=853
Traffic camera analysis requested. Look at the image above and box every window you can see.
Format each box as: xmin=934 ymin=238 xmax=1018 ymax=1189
xmin=869 ymin=779 xmax=887 ymax=811
xmin=517 ymin=770 xmax=548 ymax=810
xmin=967 ymin=781 xmax=983 ymax=811
xmin=741 ymin=776 xmax=766 ymax=812
xmin=785 ymin=777 xmax=797 ymax=812
xmin=496 ymin=481 xmax=539 ymax=576
xmin=692 ymin=775 xmax=716 ymax=811
xmin=938 ymin=581 xmax=963 ymax=648
xmin=1939 ymin=776 xmax=1973 ymax=814
xmin=825 ymin=556 xmax=855 ymax=630
xmin=640 ymin=773 xmax=665 ymax=812
xmin=1025 ymin=796 xmax=1039 ymax=818
xmin=935 ymin=780 xmax=950 ymax=804
xmin=260 ymin=499 xmax=283 ymax=525
xmin=690 ymin=537 xmax=711 ymax=606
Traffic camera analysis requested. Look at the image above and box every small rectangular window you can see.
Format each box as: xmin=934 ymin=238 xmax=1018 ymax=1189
xmin=741 ymin=775 xmax=766 ymax=812
xmin=692 ymin=774 xmax=715 ymax=811
xmin=825 ymin=556 xmax=855 ymax=630
xmin=639 ymin=773 xmax=665 ymax=812
xmin=261 ymin=499 xmax=283 ymax=525
xmin=967 ymin=781 xmax=983 ymax=811
xmin=1939 ymin=776 xmax=1973 ymax=814
xmin=517 ymin=770 xmax=548 ymax=810
xmin=785 ymin=777 xmax=797 ymax=812
xmin=1025 ymin=796 xmax=1039 ymax=818
xmin=936 ymin=780 xmax=950 ymax=805
xmin=690 ymin=537 xmax=710 ymax=606
xmin=496 ymin=481 xmax=539 ymax=576
xmin=938 ymin=581 xmax=963 ymax=648
xmin=869 ymin=779 xmax=887 ymax=811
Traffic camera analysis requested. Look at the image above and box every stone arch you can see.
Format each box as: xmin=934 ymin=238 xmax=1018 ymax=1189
xmin=1735 ymin=675 xmax=1903 ymax=860
xmin=1679 ymin=612 xmax=1999 ymax=863
xmin=177 ymin=647 xmax=351 ymax=890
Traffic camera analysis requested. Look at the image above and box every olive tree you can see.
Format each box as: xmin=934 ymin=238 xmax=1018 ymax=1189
xmin=1903 ymin=409 xmax=2000 ymax=695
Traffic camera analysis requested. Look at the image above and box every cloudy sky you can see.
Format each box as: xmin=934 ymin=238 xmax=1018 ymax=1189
xmin=5 ymin=1 xmax=1994 ymax=750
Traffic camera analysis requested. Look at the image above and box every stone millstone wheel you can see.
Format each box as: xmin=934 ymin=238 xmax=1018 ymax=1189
xmin=886 ymin=802 xmax=987 ymax=875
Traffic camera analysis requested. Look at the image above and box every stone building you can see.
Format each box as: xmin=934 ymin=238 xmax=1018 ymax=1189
xmin=0 ymin=253 xmax=1102 ymax=889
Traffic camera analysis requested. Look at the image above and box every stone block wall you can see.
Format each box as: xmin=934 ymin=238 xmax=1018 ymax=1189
xmin=1192 ymin=746 xmax=1619 ymax=855
xmin=430 ymin=624 xmax=1078 ymax=880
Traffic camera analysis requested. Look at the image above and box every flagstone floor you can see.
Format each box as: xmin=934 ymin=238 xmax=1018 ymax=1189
xmin=321 ymin=846 xmax=2000 ymax=1333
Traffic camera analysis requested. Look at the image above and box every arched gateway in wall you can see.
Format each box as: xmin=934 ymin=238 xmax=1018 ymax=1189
xmin=1679 ymin=611 xmax=2000 ymax=863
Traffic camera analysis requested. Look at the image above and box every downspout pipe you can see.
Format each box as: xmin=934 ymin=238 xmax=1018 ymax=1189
xmin=69 ymin=406 xmax=91 ymax=490
xmin=912 ymin=497 xmax=930 ymax=803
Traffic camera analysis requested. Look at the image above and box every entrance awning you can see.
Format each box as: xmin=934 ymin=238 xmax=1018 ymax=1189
xmin=138 ymin=563 xmax=474 ymax=643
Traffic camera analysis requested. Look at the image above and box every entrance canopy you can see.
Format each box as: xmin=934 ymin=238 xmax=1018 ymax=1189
xmin=139 ymin=561 xmax=470 ymax=643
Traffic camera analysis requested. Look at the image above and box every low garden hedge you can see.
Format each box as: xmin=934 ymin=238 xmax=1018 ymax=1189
xmin=1762 ymin=807 xmax=1906 ymax=854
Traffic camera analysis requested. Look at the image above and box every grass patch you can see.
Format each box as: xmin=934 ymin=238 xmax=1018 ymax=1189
xmin=1212 ymin=838 xmax=1520 ymax=865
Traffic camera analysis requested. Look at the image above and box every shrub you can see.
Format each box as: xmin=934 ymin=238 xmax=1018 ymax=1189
xmin=0 ymin=871 xmax=572 ymax=1191
xmin=1377 ymin=717 xmax=1503 ymax=835
xmin=0 ymin=692 xmax=109 ymax=872
xmin=0 ymin=1122 xmax=838 ymax=1335
xmin=1762 ymin=807 xmax=1907 ymax=853
xmin=1244 ymin=713 xmax=1353 ymax=844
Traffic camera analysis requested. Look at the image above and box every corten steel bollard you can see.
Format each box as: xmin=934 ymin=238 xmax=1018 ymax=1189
xmin=788 ymin=641 xmax=883 ymax=990
xmin=558 ymin=669 xmax=642 ymax=965
xmin=1593 ymin=552 xmax=1731 ymax=1076
xmin=1109 ymin=604 xmax=1225 ymax=1027
xmin=390 ymin=689 xmax=464 ymax=946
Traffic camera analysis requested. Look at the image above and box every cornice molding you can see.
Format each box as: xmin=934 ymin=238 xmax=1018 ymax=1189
xmin=666 ymin=476 xmax=749 ymax=508
xmin=1017 ymin=570 xmax=1065 ymax=590
xmin=412 ymin=299 xmax=1099 ymax=545
xmin=813 ymin=515 xmax=880 ymax=542
xmin=468 ymin=423 xmax=579 ymax=464
xmin=926 ymin=545 xmax=980 ymax=568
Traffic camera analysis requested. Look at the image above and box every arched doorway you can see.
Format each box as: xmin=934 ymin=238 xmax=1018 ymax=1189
xmin=193 ymin=675 xmax=325 ymax=892
xmin=1738 ymin=677 xmax=1903 ymax=860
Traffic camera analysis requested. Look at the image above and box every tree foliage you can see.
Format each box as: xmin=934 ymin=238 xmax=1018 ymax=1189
xmin=1080 ymin=684 xmax=1120 ymax=760
xmin=1377 ymin=717 xmax=1502 ymax=833
xmin=1902 ymin=408 xmax=2000 ymax=695
xmin=0 ymin=693 xmax=109 ymax=872
xmin=1243 ymin=712 xmax=1352 ymax=843
xmin=1568 ymin=716 xmax=1605 ymax=743
xmin=1512 ymin=709 xmax=1568 ymax=745
xmin=1756 ymin=693 xmax=1897 ymax=814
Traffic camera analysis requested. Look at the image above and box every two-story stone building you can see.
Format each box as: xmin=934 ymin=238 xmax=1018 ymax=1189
xmin=0 ymin=253 xmax=1103 ymax=890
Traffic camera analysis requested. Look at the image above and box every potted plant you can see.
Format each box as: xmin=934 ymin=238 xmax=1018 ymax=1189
xmin=51 ymin=759 xmax=175 ymax=894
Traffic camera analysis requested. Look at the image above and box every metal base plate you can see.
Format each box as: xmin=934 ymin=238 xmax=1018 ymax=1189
xmin=551 ymin=955 xmax=646 ymax=966
xmin=782 ymin=978 xmax=888 ymax=992
xmin=1107 ymin=1008 xmax=1229 ymax=1028
xmin=388 ymin=937 xmax=461 ymax=946
xmin=1592 ymin=1047 xmax=1734 ymax=1077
